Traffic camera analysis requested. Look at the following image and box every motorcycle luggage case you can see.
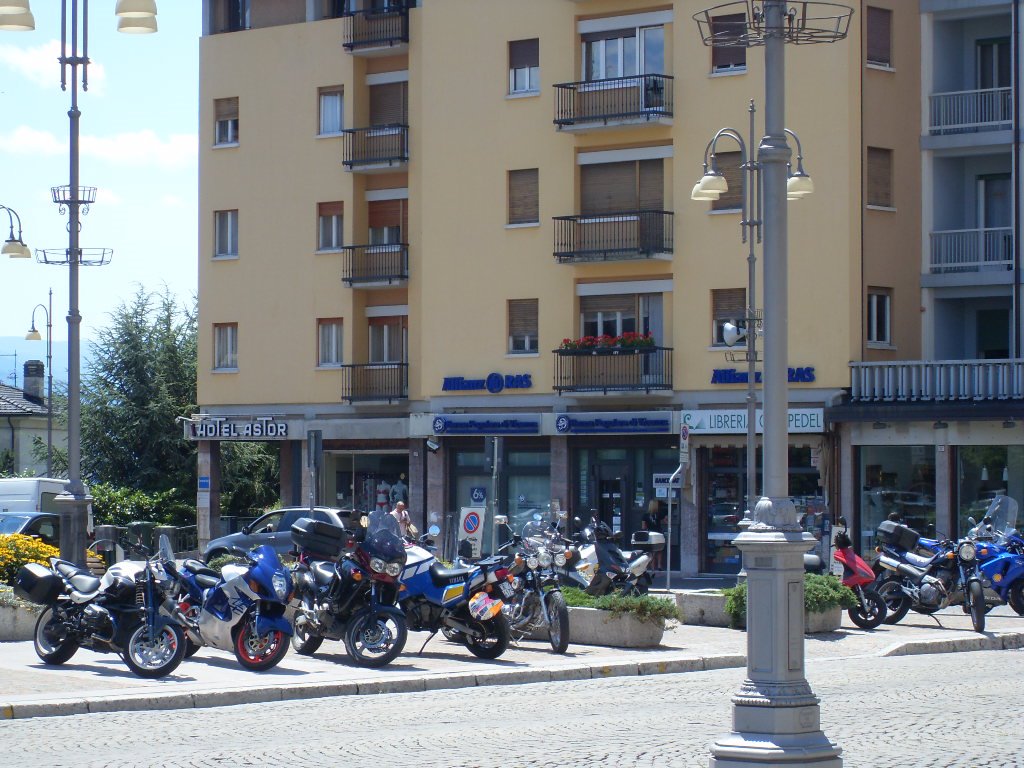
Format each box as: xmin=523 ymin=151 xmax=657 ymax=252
xmin=876 ymin=520 xmax=920 ymax=550
xmin=290 ymin=517 xmax=349 ymax=558
xmin=14 ymin=562 xmax=62 ymax=604
xmin=630 ymin=530 xmax=666 ymax=553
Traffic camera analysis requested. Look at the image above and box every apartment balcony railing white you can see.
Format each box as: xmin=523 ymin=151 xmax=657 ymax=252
xmin=929 ymin=227 xmax=1013 ymax=273
xmin=850 ymin=360 xmax=1024 ymax=402
xmin=928 ymin=87 xmax=1012 ymax=135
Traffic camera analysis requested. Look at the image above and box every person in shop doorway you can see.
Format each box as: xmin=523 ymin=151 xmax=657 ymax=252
xmin=642 ymin=499 xmax=665 ymax=573
xmin=391 ymin=500 xmax=412 ymax=538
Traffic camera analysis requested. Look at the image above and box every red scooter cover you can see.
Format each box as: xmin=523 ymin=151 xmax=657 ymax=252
xmin=832 ymin=530 xmax=875 ymax=586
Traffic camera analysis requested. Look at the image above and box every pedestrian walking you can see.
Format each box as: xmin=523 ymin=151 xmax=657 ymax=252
xmin=391 ymin=500 xmax=412 ymax=538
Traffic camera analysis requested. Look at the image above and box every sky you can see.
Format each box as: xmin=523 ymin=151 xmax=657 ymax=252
xmin=0 ymin=2 xmax=199 ymax=386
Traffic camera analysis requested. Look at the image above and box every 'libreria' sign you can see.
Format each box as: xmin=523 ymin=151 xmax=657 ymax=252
xmin=680 ymin=408 xmax=824 ymax=434
xmin=711 ymin=367 xmax=815 ymax=384
xmin=442 ymin=373 xmax=532 ymax=394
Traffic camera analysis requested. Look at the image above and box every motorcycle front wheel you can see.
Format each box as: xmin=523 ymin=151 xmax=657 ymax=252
xmin=290 ymin=612 xmax=325 ymax=656
xmin=33 ymin=606 xmax=78 ymax=665
xmin=967 ymin=580 xmax=986 ymax=634
xmin=233 ymin=615 xmax=289 ymax=671
xmin=875 ymin=579 xmax=912 ymax=625
xmin=122 ymin=621 xmax=186 ymax=679
xmin=544 ymin=590 xmax=570 ymax=654
xmin=344 ymin=607 xmax=407 ymax=668
xmin=847 ymin=588 xmax=887 ymax=630
xmin=463 ymin=611 xmax=511 ymax=660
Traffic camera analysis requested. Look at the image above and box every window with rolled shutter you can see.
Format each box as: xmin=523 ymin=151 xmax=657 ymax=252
xmin=318 ymin=201 xmax=344 ymax=251
xmin=508 ymin=299 xmax=538 ymax=353
xmin=580 ymin=162 xmax=637 ymax=215
xmin=866 ymin=7 xmax=892 ymax=67
xmin=214 ymin=97 xmax=239 ymax=145
xmin=369 ymin=82 xmax=408 ymax=125
xmin=712 ymin=288 xmax=746 ymax=346
xmin=508 ymin=169 xmax=539 ymax=225
xmin=509 ymin=38 xmax=540 ymax=94
xmin=580 ymin=294 xmax=637 ymax=337
xmin=866 ymin=147 xmax=893 ymax=208
xmin=710 ymin=14 xmax=746 ymax=71
xmin=638 ymin=159 xmax=663 ymax=210
xmin=711 ymin=151 xmax=743 ymax=211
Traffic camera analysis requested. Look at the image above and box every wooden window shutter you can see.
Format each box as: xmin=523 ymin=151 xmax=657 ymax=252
xmin=580 ymin=294 xmax=636 ymax=315
xmin=318 ymin=201 xmax=344 ymax=217
xmin=713 ymin=288 xmax=746 ymax=319
xmin=711 ymin=14 xmax=747 ymax=69
xmin=638 ymin=159 xmax=663 ymax=210
xmin=866 ymin=147 xmax=892 ymax=207
xmin=508 ymin=299 xmax=538 ymax=337
xmin=508 ymin=169 xmax=539 ymax=225
xmin=866 ymin=7 xmax=892 ymax=66
xmin=368 ymin=199 xmax=403 ymax=229
xmin=215 ymin=97 xmax=238 ymax=120
xmin=509 ymin=38 xmax=539 ymax=69
xmin=369 ymin=82 xmax=408 ymax=125
xmin=580 ymin=161 xmax=637 ymax=215
xmin=711 ymin=151 xmax=744 ymax=211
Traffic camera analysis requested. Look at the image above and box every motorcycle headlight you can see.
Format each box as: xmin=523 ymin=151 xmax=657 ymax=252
xmin=538 ymin=550 xmax=552 ymax=568
xmin=272 ymin=572 xmax=290 ymax=600
xmin=958 ymin=541 xmax=977 ymax=563
xmin=554 ymin=552 xmax=567 ymax=567
xmin=385 ymin=561 xmax=402 ymax=577
xmin=370 ymin=557 xmax=387 ymax=574
xmin=526 ymin=556 xmax=539 ymax=570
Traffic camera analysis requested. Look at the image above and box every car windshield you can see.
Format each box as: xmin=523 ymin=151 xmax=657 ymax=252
xmin=0 ymin=515 xmax=31 ymax=534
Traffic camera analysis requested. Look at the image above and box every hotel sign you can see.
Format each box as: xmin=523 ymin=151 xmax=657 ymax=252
xmin=184 ymin=416 xmax=295 ymax=441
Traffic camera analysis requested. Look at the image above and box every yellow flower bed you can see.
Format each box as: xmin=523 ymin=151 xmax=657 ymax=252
xmin=0 ymin=534 xmax=61 ymax=586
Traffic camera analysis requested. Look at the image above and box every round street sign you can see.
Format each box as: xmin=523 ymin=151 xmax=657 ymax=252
xmin=463 ymin=512 xmax=481 ymax=534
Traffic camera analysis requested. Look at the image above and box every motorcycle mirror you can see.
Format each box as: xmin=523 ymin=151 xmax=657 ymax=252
xmin=158 ymin=534 xmax=174 ymax=562
xmin=428 ymin=524 xmax=441 ymax=536
xmin=494 ymin=515 xmax=508 ymax=525
xmin=967 ymin=517 xmax=977 ymax=528
xmin=533 ymin=512 xmax=542 ymax=521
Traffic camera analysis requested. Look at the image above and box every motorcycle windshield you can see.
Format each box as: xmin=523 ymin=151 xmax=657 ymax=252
xmin=362 ymin=527 xmax=407 ymax=565
xmin=248 ymin=545 xmax=287 ymax=595
xmin=984 ymin=496 xmax=1018 ymax=537
xmin=366 ymin=508 xmax=402 ymax=537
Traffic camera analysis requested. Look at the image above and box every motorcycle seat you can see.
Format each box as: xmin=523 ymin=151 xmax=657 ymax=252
xmin=312 ymin=561 xmax=337 ymax=586
xmin=429 ymin=561 xmax=475 ymax=587
xmin=54 ymin=560 xmax=102 ymax=594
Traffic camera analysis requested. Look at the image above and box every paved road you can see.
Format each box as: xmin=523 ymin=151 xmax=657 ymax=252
xmin=0 ymin=648 xmax=1019 ymax=768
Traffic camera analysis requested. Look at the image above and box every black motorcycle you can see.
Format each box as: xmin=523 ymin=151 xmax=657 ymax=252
xmin=575 ymin=516 xmax=660 ymax=597
xmin=15 ymin=541 xmax=186 ymax=678
xmin=288 ymin=511 xmax=409 ymax=668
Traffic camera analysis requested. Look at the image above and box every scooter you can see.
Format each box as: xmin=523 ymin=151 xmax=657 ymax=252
xmin=575 ymin=516 xmax=658 ymax=597
xmin=832 ymin=520 xmax=887 ymax=629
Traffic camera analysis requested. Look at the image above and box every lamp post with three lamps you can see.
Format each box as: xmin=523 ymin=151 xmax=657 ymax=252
xmin=1 ymin=0 xmax=159 ymax=565
xmin=1 ymin=204 xmax=31 ymax=259
xmin=26 ymin=290 xmax=54 ymax=478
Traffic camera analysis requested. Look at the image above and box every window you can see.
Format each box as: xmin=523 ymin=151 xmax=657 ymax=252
xmin=368 ymin=198 xmax=405 ymax=245
xmin=710 ymin=151 xmax=743 ymax=211
xmin=712 ymin=288 xmax=746 ymax=346
xmin=212 ymin=0 xmax=250 ymax=33
xmin=866 ymin=6 xmax=892 ymax=68
xmin=369 ymin=225 xmax=402 ymax=246
xmin=508 ymin=169 xmax=539 ymax=225
xmin=866 ymin=147 xmax=893 ymax=208
xmin=214 ymin=210 xmax=238 ymax=258
xmin=580 ymin=159 xmax=663 ymax=215
xmin=580 ymin=294 xmax=636 ymax=338
xmin=369 ymin=82 xmax=408 ymax=125
xmin=318 ymin=87 xmax=344 ymax=135
xmin=582 ymin=25 xmax=664 ymax=81
xmin=509 ymin=38 xmax=539 ymax=94
xmin=318 ymin=202 xmax=344 ymax=251
xmin=318 ymin=318 xmax=344 ymax=367
xmin=508 ymin=299 xmax=538 ymax=354
xmin=710 ymin=13 xmax=746 ymax=72
xmin=369 ymin=317 xmax=407 ymax=363
xmin=978 ymin=38 xmax=1011 ymax=90
xmin=214 ymin=97 xmax=239 ymax=145
xmin=867 ymin=289 xmax=891 ymax=346
xmin=214 ymin=323 xmax=238 ymax=370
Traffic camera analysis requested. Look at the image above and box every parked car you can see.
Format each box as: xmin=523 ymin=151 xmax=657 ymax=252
xmin=202 ymin=506 xmax=354 ymax=563
xmin=0 ymin=510 xmax=61 ymax=548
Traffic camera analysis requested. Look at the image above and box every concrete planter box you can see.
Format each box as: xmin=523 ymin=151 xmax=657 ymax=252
xmin=566 ymin=606 xmax=664 ymax=648
xmin=676 ymin=589 xmax=842 ymax=634
xmin=0 ymin=604 xmax=42 ymax=642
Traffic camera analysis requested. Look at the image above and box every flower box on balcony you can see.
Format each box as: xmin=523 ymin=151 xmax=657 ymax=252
xmin=556 ymin=346 xmax=654 ymax=356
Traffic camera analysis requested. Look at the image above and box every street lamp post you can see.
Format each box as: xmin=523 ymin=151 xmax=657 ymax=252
xmin=26 ymin=289 xmax=53 ymax=478
xmin=1 ymin=204 xmax=31 ymax=259
xmin=1 ymin=0 xmax=158 ymax=565
xmin=692 ymin=2 xmax=850 ymax=766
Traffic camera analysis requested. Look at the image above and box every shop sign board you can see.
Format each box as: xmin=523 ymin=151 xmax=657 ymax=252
xmin=431 ymin=415 xmax=540 ymax=435
xmin=680 ymin=408 xmax=824 ymax=434
xmin=553 ymin=412 xmax=671 ymax=434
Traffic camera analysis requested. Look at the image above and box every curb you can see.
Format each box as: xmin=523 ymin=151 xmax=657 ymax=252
xmin=2 ymin=633 xmax=1021 ymax=720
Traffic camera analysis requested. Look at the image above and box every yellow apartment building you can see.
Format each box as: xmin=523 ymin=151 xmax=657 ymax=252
xmin=193 ymin=0 xmax=921 ymax=575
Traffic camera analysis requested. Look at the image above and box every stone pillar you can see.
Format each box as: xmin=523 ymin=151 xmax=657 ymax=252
xmin=550 ymin=436 xmax=568 ymax=516
xmin=196 ymin=440 xmax=221 ymax=548
xmin=408 ymin=439 xmax=427 ymax=531
xmin=935 ymin=443 xmax=954 ymax=536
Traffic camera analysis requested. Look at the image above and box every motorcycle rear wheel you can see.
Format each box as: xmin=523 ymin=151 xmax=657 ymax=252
xmin=1009 ymin=582 xmax=1024 ymax=617
xmin=291 ymin=614 xmax=325 ymax=656
xmin=122 ymin=622 xmax=186 ymax=679
xmin=876 ymin=579 xmax=912 ymax=625
xmin=545 ymin=591 xmax=570 ymax=654
xmin=344 ymin=607 xmax=407 ymax=668
xmin=463 ymin=611 xmax=511 ymax=659
xmin=233 ymin=615 xmax=289 ymax=671
xmin=33 ymin=606 xmax=78 ymax=665
xmin=847 ymin=588 xmax=887 ymax=630
xmin=967 ymin=580 xmax=986 ymax=634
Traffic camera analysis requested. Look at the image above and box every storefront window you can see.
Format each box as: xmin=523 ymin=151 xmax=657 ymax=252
xmin=506 ymin=450 xmax=551 ymax=534
xmin=957 ymin=445 xmax=1023 ymax=535
xmin=329 ymin=452 xmax=409 ymax=512
xmin=859 ymin=445 xmax=936 ymax=553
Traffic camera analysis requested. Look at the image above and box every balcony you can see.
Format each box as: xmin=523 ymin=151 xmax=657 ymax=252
xmin=342 ymin=5 xmax=409 ymax=55
xmin=342 ymin=125 xmax=408 ymax=172
xmin=553 ymin=210 xmax=673 ymax=264
xmin=340 ymin=363 xmax=408 ymax=403
xmin=929 ymin=228 xmax=1012 ymax=274
xmin=341 ymin=244 xmax=409 ymax=287
xmin=928 ymin=88 xmax=1012 ymax=135
xmin=850 ymin=359 xmax=1024 ymax=403
xmin=553 ymin=347 xmax=673 ymax=394
xmin=553 ymin=75 xmax=673 ymax=132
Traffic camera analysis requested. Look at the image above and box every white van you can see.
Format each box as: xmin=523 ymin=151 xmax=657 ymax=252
xmin=0 ymin=479 xmax=91 ymax=548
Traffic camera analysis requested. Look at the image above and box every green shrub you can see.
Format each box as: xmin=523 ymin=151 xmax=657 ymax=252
xmin=561 ymin=586 xmax=681 ymax=627
xmin=91 ymin=483 xmax=195 ymax=528
xmin=206 ymin=553 xmax=246 ymax=572
xmin=722 ymin=573 xmax=857 ymax=629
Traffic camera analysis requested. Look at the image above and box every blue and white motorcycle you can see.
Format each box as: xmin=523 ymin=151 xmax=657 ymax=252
xmin=159 ymin=535 xmax=294 ymax=671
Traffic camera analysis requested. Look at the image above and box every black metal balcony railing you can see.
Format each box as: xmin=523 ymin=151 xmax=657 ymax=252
xmin=341 ymin=363 xmax=409 ymax=403
xmin=554 ymin=74 xmax=674 ymax=128
xmin=850 ymin=359 xmax=1024 ymax=402
xmin=343 ymin=4 xmax=409 ymax=51
xmin=342 ymin=125 xmax=409 ymax=170
xmin=553 ymin=210 xmax=673 ymax=263
xmin=553 ymin=346 xmax=673 ymax=394
xmin=341 ymin=244 xmax=409 ymax=285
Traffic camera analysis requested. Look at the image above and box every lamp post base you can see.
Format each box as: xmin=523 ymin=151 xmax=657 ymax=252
xmin=710 ymin=726 xmax=842 ymax=767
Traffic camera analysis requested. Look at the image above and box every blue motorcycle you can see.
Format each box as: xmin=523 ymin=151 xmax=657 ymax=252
xmin=970 ymin=497 xmax=1024 ymax=616
xmin=159 ymin=535 xmax=294 ymax=671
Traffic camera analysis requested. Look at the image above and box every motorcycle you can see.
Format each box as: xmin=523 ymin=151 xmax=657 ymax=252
xmin=574 ymin=516 xmax=659 ymax=597
xmin=15 ymin=539 xmax=186 ymax=678
xmin=398 ymin=525 xmax=514 ymax=659
xmin=969 ymin=496 xmax=1024 ymax=616
xmin=288 ymin=511 xmax=408 ymax=667
xmin=160 ymin=535 xmax=294 ymax=671
xmin=831 ymin=521 xmax=886 ymax=629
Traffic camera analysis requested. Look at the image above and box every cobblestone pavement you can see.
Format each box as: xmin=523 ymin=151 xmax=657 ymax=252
xmin=0 ymin=648 xmax=1019 ymax=768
